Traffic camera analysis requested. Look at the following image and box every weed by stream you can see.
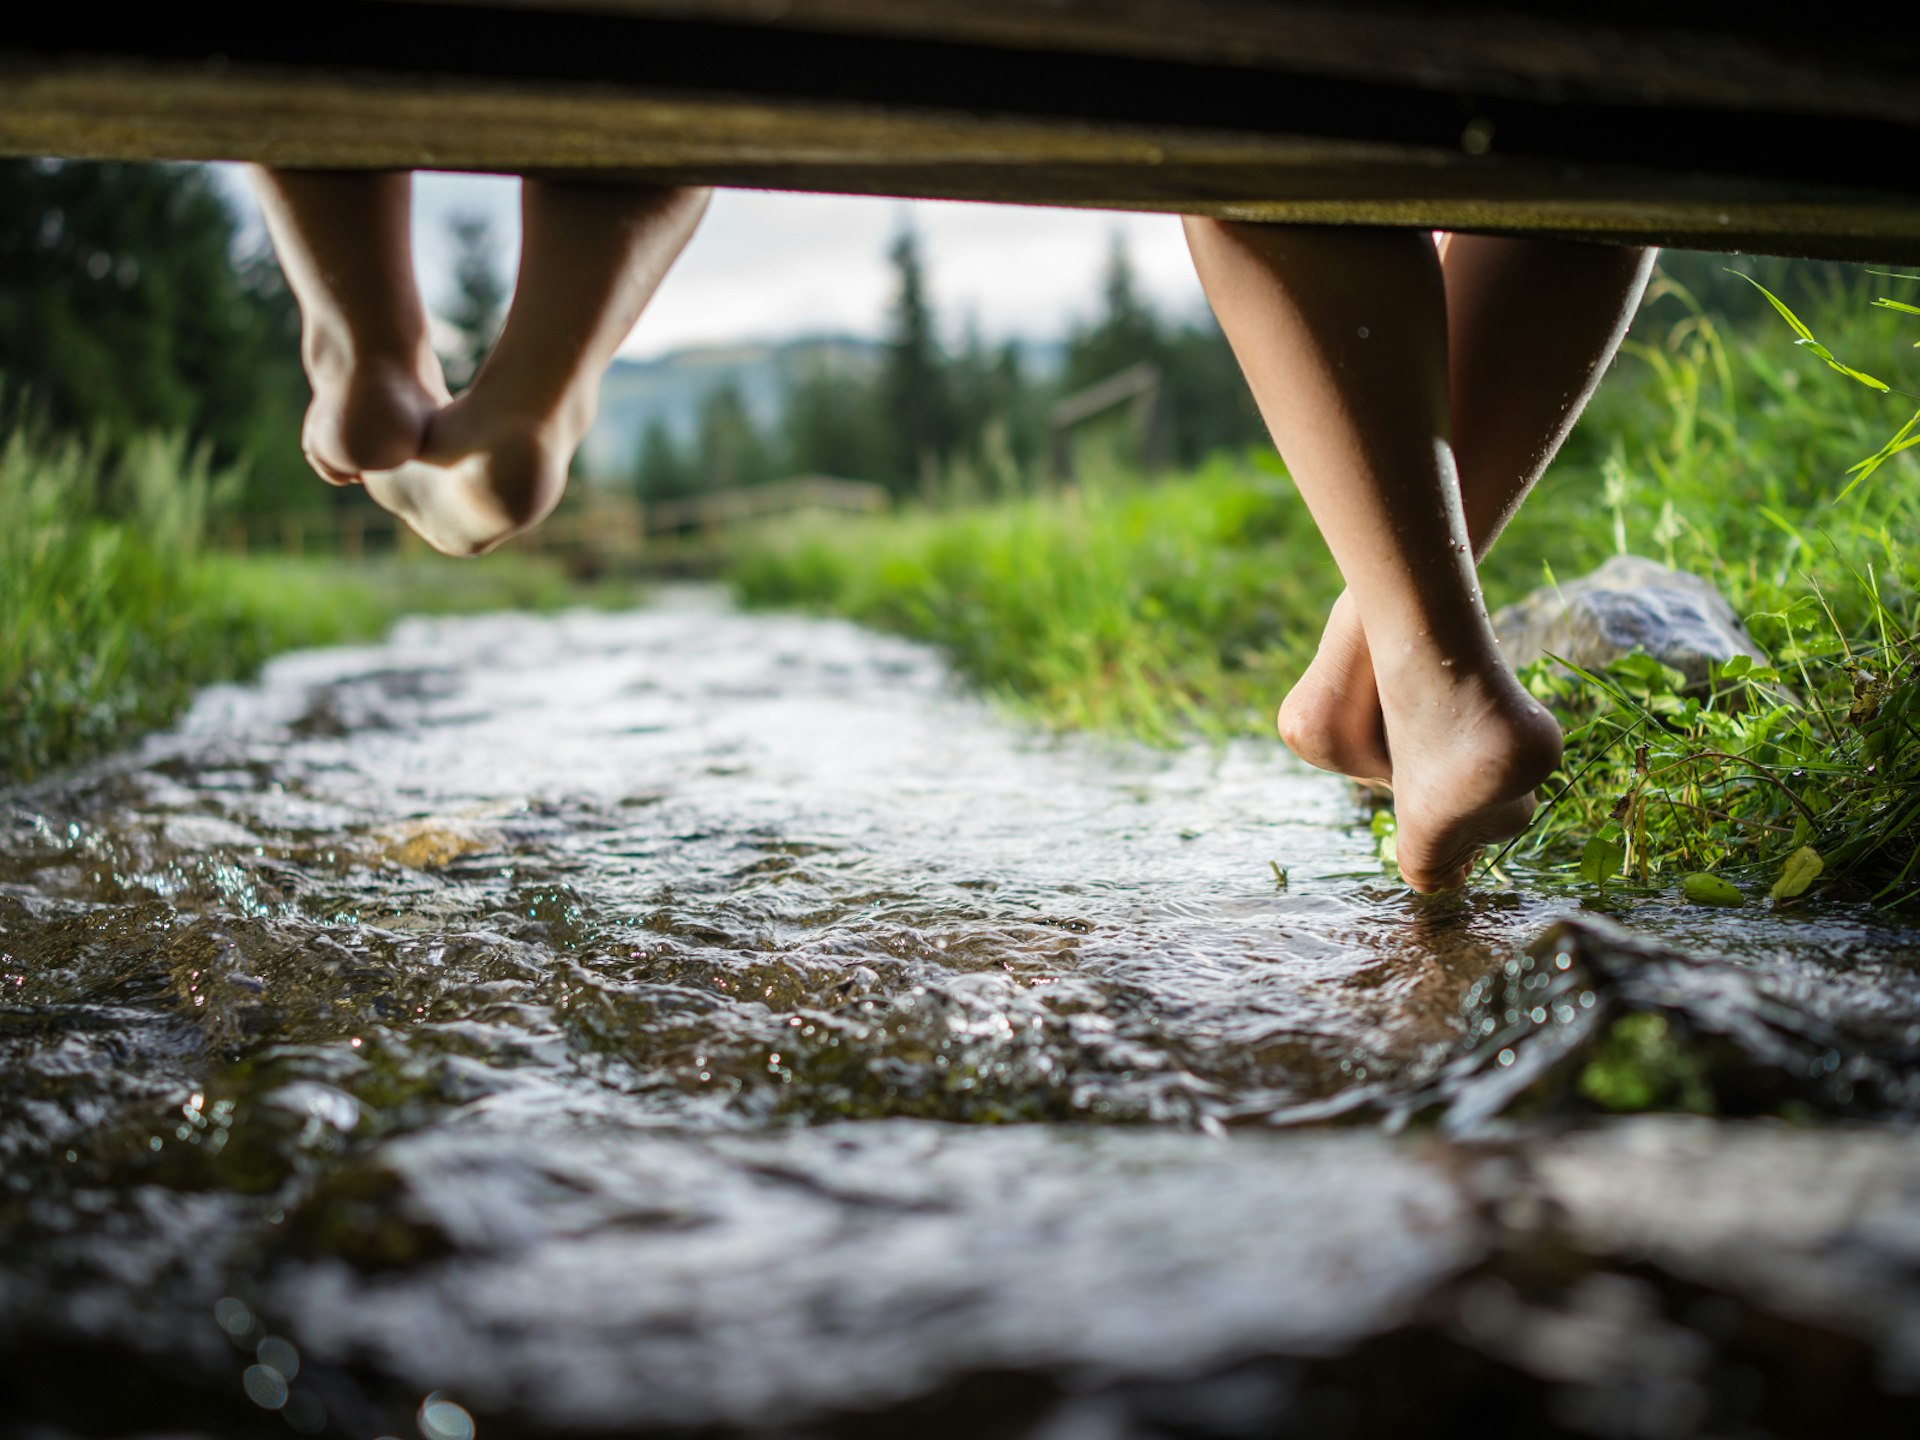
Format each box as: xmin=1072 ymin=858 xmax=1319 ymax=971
xmin=0 ymin=422 xmax=638 ymax=783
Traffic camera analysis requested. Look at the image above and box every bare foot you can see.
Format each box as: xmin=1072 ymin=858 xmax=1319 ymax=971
xmin=1277 ymin=592 xmax=1393 ymax=784
xmin=301 ymin=342 xmax=448 ymax=485
xmin=1374 ymin=654 xmax=1562 ymax=892
xmin=362 ymin=388 xmax=578 ymax=557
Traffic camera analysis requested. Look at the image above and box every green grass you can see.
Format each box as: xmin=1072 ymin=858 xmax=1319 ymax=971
xmin=730 ymin=261 xmax=1920 ymax=903
xmin=731 ymin=446 xmax=1338 ymax=744
xmin=1 ymin=426 xmax=635 ymax=783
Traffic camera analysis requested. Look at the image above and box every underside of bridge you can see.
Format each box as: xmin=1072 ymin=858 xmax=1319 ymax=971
xmin=3 ymin=2 xmax=1919 ymax=261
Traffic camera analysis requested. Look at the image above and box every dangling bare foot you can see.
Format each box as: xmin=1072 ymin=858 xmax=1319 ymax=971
xmin=245 ymin=169 xmax=446 ymax=484
xmin=364 ymin=180 xmax=710 ymax=557
xmin=300 ymin=338 xmax=448 ymax=485
xmin=362 ymin=386 xmax=578 ymax=557
xmin=1373 ymin=649 xmax=1562 ymax=892
xmin=1277 ymin=592 xmax=1393 ymax=785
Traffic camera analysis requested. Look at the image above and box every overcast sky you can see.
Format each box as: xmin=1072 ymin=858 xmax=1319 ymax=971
xmin=218 ymin=168 xmax=1212 ymax=360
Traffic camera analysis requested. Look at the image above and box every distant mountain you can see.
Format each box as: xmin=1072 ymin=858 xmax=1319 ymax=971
xmin=578 ymin=334 xmax=879 ymax=483
xmin=578 ymin=332 xmax=1065 ymax=485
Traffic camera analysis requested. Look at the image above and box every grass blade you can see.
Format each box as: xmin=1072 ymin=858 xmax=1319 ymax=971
xmin=1731 ymin=270 xmax=1891 ymax=392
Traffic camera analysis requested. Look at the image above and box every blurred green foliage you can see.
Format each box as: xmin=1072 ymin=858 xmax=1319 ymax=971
xmin=1577 ymin=1014 xmax=1717 ymax=1114
xmin=0 ymin=159 xmax=315 ymax=515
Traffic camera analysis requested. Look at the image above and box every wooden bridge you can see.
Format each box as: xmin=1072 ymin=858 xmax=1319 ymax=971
xmin=3 ymin=3 xmax=1919 ymax=261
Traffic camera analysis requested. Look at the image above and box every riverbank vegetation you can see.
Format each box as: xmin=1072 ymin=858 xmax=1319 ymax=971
xmin=0 ymin=424 xmax=626 ymax=783
xmin=732 ymin=254 xmax=1920 ymax=903
xmin=0 ymin=160 xmax=631 ymax=783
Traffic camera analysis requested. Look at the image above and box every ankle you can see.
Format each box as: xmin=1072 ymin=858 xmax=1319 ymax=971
xmin=302 ymin=321 xmax=436 ymax=387
xmin=1370 ymin=629 xmax=1508 ymax=698
xmin=1373 ymin=643 xmax=1556 ymax=755
xmin=461 ymin=361 xmax=599 ymax=449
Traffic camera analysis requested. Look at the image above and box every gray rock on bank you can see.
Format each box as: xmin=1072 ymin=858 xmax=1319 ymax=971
xmin=1492 ymin=553 xmax=1768 ymax=692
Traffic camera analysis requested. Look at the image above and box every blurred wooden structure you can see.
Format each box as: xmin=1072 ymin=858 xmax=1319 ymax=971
xmin=224 ymin=476 xmax=889 ymax=573
xmin=3 ymin=3 xmax=1920 ymax=260
xmin=1049 ymin=363 xmax=1163 ymax=479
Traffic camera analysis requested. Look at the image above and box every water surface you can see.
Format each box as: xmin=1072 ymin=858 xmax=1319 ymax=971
xmin=6 ymin=590 xmax=1920 ymax=1436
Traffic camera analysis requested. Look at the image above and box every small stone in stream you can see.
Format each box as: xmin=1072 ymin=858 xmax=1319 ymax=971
xmin=370 ymin=816 xmax=503 ymax=870
xmin=1491 ymin=554 xmax=1768 ymax=695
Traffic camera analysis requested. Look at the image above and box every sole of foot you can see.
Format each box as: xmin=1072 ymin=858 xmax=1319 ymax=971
xmin=1277 ymin=592 xmax=1394 ymax=786
xmin=1376 ymin=664 xmax=1562 ymax=893
xmin=362 ymin=393 xmax=573 ymax=558
xmin=301 ymin=351 xmax=447 ymax=485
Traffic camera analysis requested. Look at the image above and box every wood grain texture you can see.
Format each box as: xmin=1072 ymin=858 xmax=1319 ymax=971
xmin=3 ymin=1 xmax=1917 ymax=259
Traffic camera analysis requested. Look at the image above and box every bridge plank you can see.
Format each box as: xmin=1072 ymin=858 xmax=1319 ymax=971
xmin=4 ymin=3 xmax=1918 ymax=259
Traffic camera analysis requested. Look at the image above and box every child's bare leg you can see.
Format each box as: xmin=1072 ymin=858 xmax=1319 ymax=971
xmin=364 ymin=180 xmax=709 ymax=556
xmin=1184 ymin=219 xmax=1562 ymax=891
xmin=1281 ymin=237 xmax=1655 ymax=782
xmin=246 ymin=168 xmax=446 ymax=483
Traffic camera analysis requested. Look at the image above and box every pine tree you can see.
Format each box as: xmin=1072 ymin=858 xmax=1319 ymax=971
xmin=1161 ymin=313 xmax=1267 ymax=467
xmin=782 ymin=350 xmax=884 ymax=481
xmin=1064 ymin=232 xmax=1164 ymax=390
xmin=443 ymin=212 xmax=508 ymax=392
xmin=696 ymin=383 xmax=770 ymax=491
xmin=878 ymin=228 xmax=956 ymax=494
xmin=634 ymin=418 xmax=697 ymax=500
xmin=1061 ymin=231 xmax=1265 ymax=468
xmin=0 ymin=159 xmax=309 ymax=509
xmin=947 ymin=323 xmax=1041 ymax=494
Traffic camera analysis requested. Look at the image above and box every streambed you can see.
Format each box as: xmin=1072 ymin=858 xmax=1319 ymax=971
xmin=4 ymin=589 xmax=1920 ymax=1437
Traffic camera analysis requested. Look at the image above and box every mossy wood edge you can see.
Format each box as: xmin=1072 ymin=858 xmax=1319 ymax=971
xmin=5 ymin=1 xmax=1920 ymax=260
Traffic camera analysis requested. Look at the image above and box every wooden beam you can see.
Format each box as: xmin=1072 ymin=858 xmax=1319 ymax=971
xmin=4 ymin=2 xmax=1919 ymax=259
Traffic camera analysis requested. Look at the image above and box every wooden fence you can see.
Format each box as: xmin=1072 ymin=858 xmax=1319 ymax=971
xmin=220 ymin=475 xmax=891 ymax=572
xmin=1048 ymin=362 xmax=1162 ymax=479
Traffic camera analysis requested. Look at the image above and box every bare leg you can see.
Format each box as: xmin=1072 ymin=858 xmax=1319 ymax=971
xmin=1184 ymin=219 xmax=1562 ymax=891
xmin=1279 ymin=236 xmax=1655 ymax=782
xmin=247 ymin=169 xmax=448 ymax=483
xmin=363 ymin=180 xmax=709 ymax=556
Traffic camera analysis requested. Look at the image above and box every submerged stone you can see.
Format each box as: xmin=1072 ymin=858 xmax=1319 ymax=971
xmin=368 ymin=815 xmax=505 ymax=870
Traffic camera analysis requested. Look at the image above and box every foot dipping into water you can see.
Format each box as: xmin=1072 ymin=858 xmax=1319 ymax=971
xmin=1185 ymin=222 xmax=1652 ymax=891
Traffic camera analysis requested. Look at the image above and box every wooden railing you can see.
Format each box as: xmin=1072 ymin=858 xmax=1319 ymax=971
xmin=220 ymin=475 xmax=891 ymax=570
xmin=1048 ymin=362 xmax=1162 ymax=478
xmin=641 ymin=475 xmax=890 ymax=535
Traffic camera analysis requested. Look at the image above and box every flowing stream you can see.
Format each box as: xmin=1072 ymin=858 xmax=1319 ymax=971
xmin=6 ymin=589 xmax=1920 ymax=1437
